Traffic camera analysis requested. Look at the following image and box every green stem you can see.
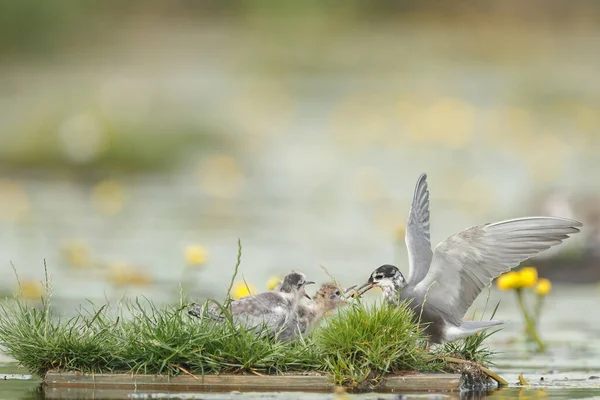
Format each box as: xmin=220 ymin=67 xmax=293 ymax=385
xmin=515 ymin=289 xmax=546 ymax=353
xmin=533 ymin=295 xmax=545 ymax=324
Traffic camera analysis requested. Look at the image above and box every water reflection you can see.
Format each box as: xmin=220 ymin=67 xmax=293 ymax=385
xmin=29 ymin=387 xmax=600 ymax=400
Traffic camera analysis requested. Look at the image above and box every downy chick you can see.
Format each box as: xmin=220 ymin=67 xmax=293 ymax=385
xmin=278 ymin=283 xmax=349 ymax=341
xmin=188 ymin=271 xmax=314 ymax=338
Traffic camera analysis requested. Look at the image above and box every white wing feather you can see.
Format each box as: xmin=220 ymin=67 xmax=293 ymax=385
xmin=406 ymin=173 xmax=433 ymax=285
xmin=413 ymin=216 xmax=581 ymax=325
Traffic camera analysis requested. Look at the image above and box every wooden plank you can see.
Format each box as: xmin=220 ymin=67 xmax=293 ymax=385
xmin=44 ymin=371 xmax=333 ymax=392
xmin=383 ymin=373 xmax=462 ymax=391
xmin=43 ymin=387 xmax=464 ymax=400
xmin=44 ymin=371 xmax=462 ymax=393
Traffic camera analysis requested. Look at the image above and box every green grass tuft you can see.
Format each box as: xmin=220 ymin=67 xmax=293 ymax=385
xmin=0 ymin=294 xmax=500 ymax=386
xmin=0 ymin=260 xmax=500 ymax=387
xmin=312 ymin=300 xmax=442 ymax=388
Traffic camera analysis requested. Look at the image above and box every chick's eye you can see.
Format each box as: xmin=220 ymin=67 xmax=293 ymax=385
xmin=335 ymin=290 xmax=340 ymax=296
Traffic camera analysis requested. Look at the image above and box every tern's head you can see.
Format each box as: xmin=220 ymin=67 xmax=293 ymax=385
xmin=312 ymin=283 xmax=348 ymax=311
xmin=279 ymin=271 xmax=315 ymax=299
xmin=357 ymin=264 xmax=406 ymax=296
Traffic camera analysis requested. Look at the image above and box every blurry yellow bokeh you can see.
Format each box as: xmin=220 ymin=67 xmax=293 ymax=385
xmin=107 ymin=262 xmax=152 ymax=287
xmin=394 ymin=224 xmax=406 ymax=243
xmin=406 ymin=97 xmax=475 ymax=149
xmin=185 ymin=245 xmax=208 ymax=267
xmin=60 ymin=240 xmax=94 ymax=269
xmin=372 ymin=205 xmax=404 ymax=237
xmin=352 ymin=166 xmax=387 ymax=204
xmin=229 ymin=81 xmax=296 ymax=139
xmin=266 ymin=276 xmax=281 ymax=291
xmin=196 ymin=155 xmax=244 ymax=199
xmin=91 ymin=179 xmax=126 ymax=216
xmin=0 ymin=179 xmax=30 ymax=223
xmin=231 ymin=282 xmax=257 ymax=299
xmin=16 ymin=280 xmax=44 ymax=301
xmin=535 ymin=278 xmax=552 ymax=296
xmin=328 ymin=93 xmax=389 ymax=150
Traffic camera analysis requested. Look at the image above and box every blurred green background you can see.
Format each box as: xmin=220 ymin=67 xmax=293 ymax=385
xmin=0 ymin=0 xmax=599 ymax=306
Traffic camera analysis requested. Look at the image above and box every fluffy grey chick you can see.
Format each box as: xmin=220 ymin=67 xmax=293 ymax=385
xmin=278 ymin=283 xmax=349 ymax=341
xmin=188 ymin=271 xmax=314 ymax=337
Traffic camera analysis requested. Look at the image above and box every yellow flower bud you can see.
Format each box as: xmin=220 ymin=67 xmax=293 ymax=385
xmin=535 ymin=278 xmax=552 ymax=296
xmin=185 ymin=245 xmax=208 ymax=267
xmin=519 ymin=266 xmax=538 ymax=288
xmin=497 ymin=271 xmax=519 ymax=290
xmin=231 ymin=282 xmax=257 ymax=299
xmin=266 ymin=276 xmax=281 ymax=291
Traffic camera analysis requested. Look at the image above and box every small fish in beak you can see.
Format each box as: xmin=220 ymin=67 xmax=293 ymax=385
xmin=354 ymin=281 xmax=379 ymax=298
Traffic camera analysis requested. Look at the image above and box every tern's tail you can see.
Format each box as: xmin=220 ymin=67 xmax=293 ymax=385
xmin=443 ymin=320 xmax=505 ymax=342
xmin=459 ymin=320 xmax=504 ymax=335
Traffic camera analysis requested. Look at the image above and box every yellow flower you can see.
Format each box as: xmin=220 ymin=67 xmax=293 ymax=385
xmin=231 ymin=282 xmax=257 ymax=299
xmin=266 ymin=276 xmax=281 ymax=291
xmin=185 ymin=245 xmax=208 ymax=267
xmin=519 ymin=266 xmax=538 ymax=288
xmin=497 ymin=271 xmax=520 ymax=290
xmin=535 ymin=278 xmax=552 ymax=296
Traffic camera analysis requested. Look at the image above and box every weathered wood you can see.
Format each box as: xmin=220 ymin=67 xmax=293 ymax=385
xmin=44 ymin=371 xmax=333 ymax=392
xmin=44 ymin=371 xmax=463 ymax=393
xmin=383 ymin=373 xmax=462 ymax=391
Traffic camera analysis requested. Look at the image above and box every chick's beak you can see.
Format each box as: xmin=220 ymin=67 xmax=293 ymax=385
xmin=302 ymin=282 xmax=314 ymax=300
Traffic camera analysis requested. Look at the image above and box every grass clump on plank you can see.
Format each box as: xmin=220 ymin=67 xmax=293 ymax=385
xmin=0 ymin=295 xmax=434 ymax=381
xmin=0 ymin=295 xmax=323 ymax=377
xmin=314 ymin=301 xmax=442 ymax=388
xmin=0 ymin=256 xmax=499 ymax=388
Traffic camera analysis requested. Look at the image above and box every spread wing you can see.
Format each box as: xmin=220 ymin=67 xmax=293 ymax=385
xmin=406 ymin=173 xmax=434 ymax=285
xmin=230 ymin=292 xmax=291 ymax=332
xmin=412 ymin=217 xmax=581 ymax=325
